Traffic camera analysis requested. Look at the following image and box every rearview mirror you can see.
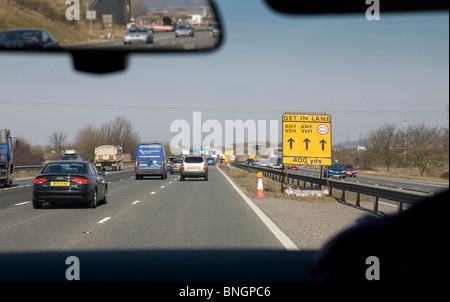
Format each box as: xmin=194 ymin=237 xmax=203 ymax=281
xmin=0 ymin=0 xmax=223 ymax=73
xmin=0 ymin=0 xmax=222 ymax=52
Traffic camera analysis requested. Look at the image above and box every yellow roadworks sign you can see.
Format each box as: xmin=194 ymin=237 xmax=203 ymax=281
xmin=282 ymin=113 xmax=332 ymax=165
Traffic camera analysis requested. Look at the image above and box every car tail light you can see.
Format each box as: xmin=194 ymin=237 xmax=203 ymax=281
xmin=171 ymin=164 xmax=174 ymax=168
xmin=135 ymin=160 xmax=138 ymax=168
xmin=162 ymin=160 xmax=164 ymax=168
xmin=72 ymin=178 xmax=90 ymax=185
xmin=33 ymin=178 xmax=48 ymax=184
xmin=204 ymin=163 xmax=208 ymax=170
xmin=181 ymin=163 xmax=184 ymax=171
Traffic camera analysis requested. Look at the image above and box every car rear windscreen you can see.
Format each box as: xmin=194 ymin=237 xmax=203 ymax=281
xmin=42 ymin=163 xmax=85 ymax=173
xmin=184 ymin=157 xmax=204 ymax=163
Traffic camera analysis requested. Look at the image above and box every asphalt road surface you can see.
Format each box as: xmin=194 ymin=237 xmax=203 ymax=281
xmin=0 ymin=166 xmax=286 ymax=253
xmin=64 ymin=30 xmax=220 ymax=52
xmin=1 ymin=164 xmax=446 ymax=283
xmin=291 ymin=166 xmax=448 ymax=194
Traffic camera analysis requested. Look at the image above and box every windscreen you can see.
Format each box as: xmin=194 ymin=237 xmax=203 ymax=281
xmin=61 ymin=156 xmax=79 ymax=160
xmin=42 ymin=163 xmax=85 ymax=174
xmin=184 ymin=157 xmax=204 ymax=163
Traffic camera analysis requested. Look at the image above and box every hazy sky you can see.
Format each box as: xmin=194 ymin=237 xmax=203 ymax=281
xmin=0 ymin=0 xmax=448 ymax=149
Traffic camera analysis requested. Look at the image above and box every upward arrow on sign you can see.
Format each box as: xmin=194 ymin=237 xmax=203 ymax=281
xmin=320 ymin=139 xmax=327 ymax=150
xmin=287 ymin=138 xmax=295 ymax=149
xmin=303 ymin=138 xmax=311 ymax=150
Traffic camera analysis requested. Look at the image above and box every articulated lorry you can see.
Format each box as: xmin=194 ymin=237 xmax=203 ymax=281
xmin=94 ymin=145 xmax=124 ymax=171
xmin=0 ymin=129 xmax=19 ymax=187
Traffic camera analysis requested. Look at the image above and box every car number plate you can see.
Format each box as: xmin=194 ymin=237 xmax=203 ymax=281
xmin=139 ymin=164 xmax=148 ymax=166
xmin=50 ymin=181 xmax=70 ymax=186
xmin=189 ymin=167 xmax=199 ymax=171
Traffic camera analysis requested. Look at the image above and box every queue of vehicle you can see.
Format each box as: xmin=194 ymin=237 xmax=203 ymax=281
xmin=29 ymin=139 xmax=359 ymax=209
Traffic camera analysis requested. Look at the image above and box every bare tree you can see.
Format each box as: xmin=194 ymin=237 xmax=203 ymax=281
xmin=48 ymin=131 xmax=69 ymax=160
xmin=14 ymin=137 xmax=45 ymax=165
xmin=73 ymin=124 xmax=103 ymax=162
xmin=366 ymin=123 xmax=402 ymax=172
xmin=407 ymin=123 xmax=442 ymax=176
xmin=100 ymin=116 xmax=140 ymax=158
xmin=131 ymin=0 xmax=149 ymax=18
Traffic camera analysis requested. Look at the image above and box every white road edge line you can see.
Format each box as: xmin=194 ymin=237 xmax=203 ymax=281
xmin=379 ymin=201 xmax=397 ymax=208
xmin=97 ymin=217 xmax=111 ymax=224
xmin=132 ymin=200 xmax=141 ymax=205
xmin=14 ymin=201 xmax=30 ymax=206
xmin=217 ymin=166 xmax=300 ymax=251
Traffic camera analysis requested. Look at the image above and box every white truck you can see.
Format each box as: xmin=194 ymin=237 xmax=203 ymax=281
xmin=94 ymin=145 xmax=123 ymax=171
xmin=189 ymin=14 xmax=202 ymax=25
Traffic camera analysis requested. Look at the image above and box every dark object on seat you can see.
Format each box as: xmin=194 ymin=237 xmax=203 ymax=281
xmin=312 ymin=189 xmax=449 ymax=282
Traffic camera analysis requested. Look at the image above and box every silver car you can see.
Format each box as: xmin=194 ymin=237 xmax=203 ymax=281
xmin=212 ymin=24 xmax=221 ymax=38
xmin=175 ymin=24 xmax=194 ymax=38
xmin=124 ymin=27 xmax=153 ymax=45
xmin=180 ymin=156 xmax=208 ymax=181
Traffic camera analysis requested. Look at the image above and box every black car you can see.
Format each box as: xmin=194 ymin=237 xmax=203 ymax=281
xmin=32 ymin=161 xmax=107 ymax=209
xmin=0 ymin=28 xmax=61 ymax=51
xmin=245 ymin=158 xmax=255 ymax=165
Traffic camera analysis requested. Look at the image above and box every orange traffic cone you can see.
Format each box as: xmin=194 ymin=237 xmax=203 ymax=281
xmin=256 ymin=172 xmax=265 ymax=197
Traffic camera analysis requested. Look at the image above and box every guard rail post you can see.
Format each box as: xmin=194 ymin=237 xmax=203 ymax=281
xmin=397 ymin=202 xmax=404 ymax=214
xmin=373 ymin=197 xmax=379 ymax=213
xmin=355 ymin=193 xmax=361 ymax=207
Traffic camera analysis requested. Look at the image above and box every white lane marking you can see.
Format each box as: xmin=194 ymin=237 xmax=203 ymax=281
xmin=217 ymin=166 xmax=300 ymax=251
xmin=14 ymin=201 xmax=30 ymax=206
xmin=160 ymin=186 xmax=165 ymax=188
xmin=132 ymin=200 xmax=141 ymax=205
xmin=97 ymin=217 xmax=111 ymax=224
xmin=151 ymin=192 xmax=156 ymax=195
xmin=379 ymin=201 xmax=397 ymax=208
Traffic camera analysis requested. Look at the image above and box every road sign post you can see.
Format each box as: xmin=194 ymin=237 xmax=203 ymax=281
xmin=102 ymin=14 xmax=113 ymax=38
xmin=282 ymin=112 xmax=332 ymax=166
xmin=86 ymin=10 xmax=96 ymax=37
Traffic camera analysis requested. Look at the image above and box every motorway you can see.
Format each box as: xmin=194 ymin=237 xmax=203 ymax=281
xmin=0 ymin=164 xmax=448 ymax=281
xmin=64 ymin=30 xmax=220 ymax=52
xmin=0 ymin=166 xmax=285 ymax=253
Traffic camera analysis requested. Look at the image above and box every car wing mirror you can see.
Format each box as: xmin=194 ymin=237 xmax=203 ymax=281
xmin=0 ymin=0 xmax=223 ymax=74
